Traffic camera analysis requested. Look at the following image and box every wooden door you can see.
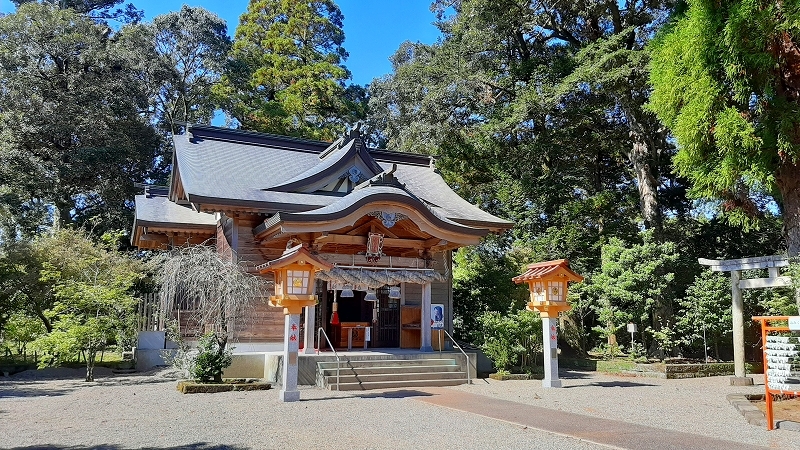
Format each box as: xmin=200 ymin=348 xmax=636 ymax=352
xmin=374 ymin=287 xmax=400 ymax=347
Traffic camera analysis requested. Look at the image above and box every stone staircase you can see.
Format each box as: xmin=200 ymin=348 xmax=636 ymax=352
xmin=317 ymin=357 xmax=469 ymax=391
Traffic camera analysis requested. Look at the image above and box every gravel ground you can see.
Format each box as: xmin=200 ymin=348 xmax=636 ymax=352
xmin=0 ymin=367 xmax=796 ymax=450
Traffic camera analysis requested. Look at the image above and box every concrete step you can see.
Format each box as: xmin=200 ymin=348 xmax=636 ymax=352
xmin=326 ymin=371 xmax=466 ymax=384
xmin=317 ymin=358 xmax=457 ymax=370
xmin=320 ymin=364 xmax=462 ymax=377
xmin=317 ymin=357 xmax=468 ymax=391
xmin=332 ymin=378 xmax=469 ymax=391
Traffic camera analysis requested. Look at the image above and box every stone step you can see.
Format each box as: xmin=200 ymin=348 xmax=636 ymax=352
xmin=317 ymin=358 xmax=457 ymax=370
xmin=326 ymin=371 xmax=466 ymax=384
xmin=319 ymin=364 xmax=462 ymax=377
xmin=331 ymin=378 xmax=469 ymax=391
xmin=317 ymin=357 xmax=468 ymax=391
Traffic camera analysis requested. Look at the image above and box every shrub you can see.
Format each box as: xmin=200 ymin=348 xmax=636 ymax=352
xmin=191 ymin=332 xmax=232 ymax=383
xmin=476 ymin=310 xmax=542 ymax=372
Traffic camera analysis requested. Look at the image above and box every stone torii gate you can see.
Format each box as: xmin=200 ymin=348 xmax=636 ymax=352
xmin=698 ymin=255 xmax=791 ymax=386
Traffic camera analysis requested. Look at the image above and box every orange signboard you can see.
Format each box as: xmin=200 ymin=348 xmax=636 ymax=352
xmin=752 ymin=316 xmax=800 ymax=430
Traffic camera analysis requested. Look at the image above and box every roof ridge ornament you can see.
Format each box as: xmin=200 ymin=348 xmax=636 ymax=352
xmin=354 ymin=164 xmax=406 ymax=191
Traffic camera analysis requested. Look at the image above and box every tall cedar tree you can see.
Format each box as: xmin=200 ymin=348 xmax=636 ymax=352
xmin=216 ymin=0 xmax=352 ymax=140
xmin=649 ymin=1 xmax=800 ymax=256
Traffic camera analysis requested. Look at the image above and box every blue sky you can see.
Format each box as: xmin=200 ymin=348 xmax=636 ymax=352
xmin=0 ymin=0 xmax=443 ymax=86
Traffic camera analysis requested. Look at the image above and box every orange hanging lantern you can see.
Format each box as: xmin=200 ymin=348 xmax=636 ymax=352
xmin=259 ymin=244 xmax=333 ymax=315
xmin=512 ymin=259 xmax=583 ymax=318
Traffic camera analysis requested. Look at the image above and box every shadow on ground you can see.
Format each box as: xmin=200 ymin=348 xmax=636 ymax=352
xmin=563 ymin=380 xmax=658 ymax=388
xmin=299 ymin=388 xmax=434 ymax=402
xmin=559 ymin=369 xmax=593 ymax=379
xmin=357 ymin=389 xmax=434 ymax=399
xmin=0 ymin=383 xmax=80 ymax=399
xmin=9 ymin=443 xmax=248 ymax=450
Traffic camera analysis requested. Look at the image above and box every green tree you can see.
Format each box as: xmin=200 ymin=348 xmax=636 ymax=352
xmin=16 ymin=229 xmax=144 ymax=381
xmin=0 ymin=4 xmax=166 ymax=234
xmin=648 ymin=1 xmax=800 ymax=256
xmin=216 ymin=0 xmax=352 ymax=140
xmin=587 ymin=236 xmax=680 ymax=356
xmin=369 ymin=0 xmax=677 ymax=239
xmin=34 ymin=279 xmax=139 ymax=381
xmin=451 ymin=240 xmax=529 ymax=341
xmin=675 ymin=270 xmax=732 ymax=360
xmin=149 ymin=6 xmax=232 ymax=134
xmin=3 ymin=312 xmax=46 ymax=359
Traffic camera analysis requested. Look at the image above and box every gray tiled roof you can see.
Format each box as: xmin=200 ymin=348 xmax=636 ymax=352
xmin=157 ymin=125 xmax=512 ymax=230
xmin=133 ymin=194 xmax=217 ymax=228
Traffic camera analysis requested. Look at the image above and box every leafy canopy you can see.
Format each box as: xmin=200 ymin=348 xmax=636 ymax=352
xmin=0 ymin=3 xmax=166 ymax=234
xmin=648 ymin=0 xmax=798 ymax=234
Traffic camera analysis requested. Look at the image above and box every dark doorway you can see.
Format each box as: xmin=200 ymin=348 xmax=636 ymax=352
xmin=317 ymin=285 xmax=400 ymax=348
xmin=373 ymin=287 xmax=400 ymax=347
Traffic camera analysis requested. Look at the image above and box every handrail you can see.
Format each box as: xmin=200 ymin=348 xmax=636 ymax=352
xmin=441 ymin=328 xmax=471 ymax=385
xmin=316 ymin=327 xmax=341 ymax=390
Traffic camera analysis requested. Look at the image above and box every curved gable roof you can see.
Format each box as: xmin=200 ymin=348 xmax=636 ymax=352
xmin=258 ymin=179 xmax=488 ymax=245
xmin=266 ymin=132 xmax=384 ymax=193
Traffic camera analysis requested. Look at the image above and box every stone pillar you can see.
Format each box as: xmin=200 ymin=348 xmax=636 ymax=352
xmin=302 ymin=305 xmax=315 ymax=355
xmin=420 ymin=283 xmax=433 ymax=352
xmin=730 ymin=270 xmax=752 ymax=385
xmin=279 ymin=313 xmax=301 ymax=402
xmin=541 ymin=317 xmax=561 ymax=388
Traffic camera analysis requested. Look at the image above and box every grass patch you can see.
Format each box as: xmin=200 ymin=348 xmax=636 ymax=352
xmin=177 ymin=379 xmax=272 ymax=394
xmin=489 ymin=372 xmax=542 ymax=381
xmin=561 ymin=357 xmax=637 ymax=373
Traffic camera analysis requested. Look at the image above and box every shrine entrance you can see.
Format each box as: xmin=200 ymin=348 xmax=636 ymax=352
xmin=318 ymin=286 xmax=401 ymax=349
xmin=699 ymin=255 xmax=792 ymax=385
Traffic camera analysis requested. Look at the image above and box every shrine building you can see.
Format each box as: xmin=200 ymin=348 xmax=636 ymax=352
xmin=132 ymin=125 xmax=513 ymax=354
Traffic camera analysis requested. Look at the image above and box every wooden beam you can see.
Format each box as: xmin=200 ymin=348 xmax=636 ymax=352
xmin=313 ymin=233 xmax=426 ymax=250
xmin=344 ymin=219 xmax=399 ymax=239
xmin=425 ymin=237 xmax=446 ymax=247
xmin=394 ymin=219 xmax=429 ymax=239
xmin=739 ymin=276 xmax=792 ymax=289
xmin=140 ymin=233 xmax=169 ymax=243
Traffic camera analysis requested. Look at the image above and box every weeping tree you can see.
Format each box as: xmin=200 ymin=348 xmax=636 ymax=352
xmin=156 ymin=245 xmax=270 ymax=381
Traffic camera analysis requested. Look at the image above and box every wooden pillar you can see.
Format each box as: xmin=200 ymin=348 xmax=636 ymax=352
xmin=230 ymin=216 xmax=239 ymax=263
xmin=302 ymin=305 xmax=315 ymax=354
xmin=420 ymin=282 xmax=433 ymax=352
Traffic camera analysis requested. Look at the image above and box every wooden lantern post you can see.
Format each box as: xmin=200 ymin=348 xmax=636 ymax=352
xmin=513 ymin=259 xmax=583 ymax=388
xmin=259 ymin=245 xmax=332 ymax=402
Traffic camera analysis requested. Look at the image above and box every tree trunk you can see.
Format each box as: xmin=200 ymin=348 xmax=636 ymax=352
xmin=33 ymin=307 xmax=53 ymax=333
xmin=777 ymin=161 xmax=800 ymax=308
xmin=85 ymin=350 xmax=96 ymax=382
xmin=778 ymin=161 xmax=800 ymax=256
xmin=628 ymin=130 xmax=662 ymax=236
xmin=621 ymin=104 xmax=664 ymax=237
